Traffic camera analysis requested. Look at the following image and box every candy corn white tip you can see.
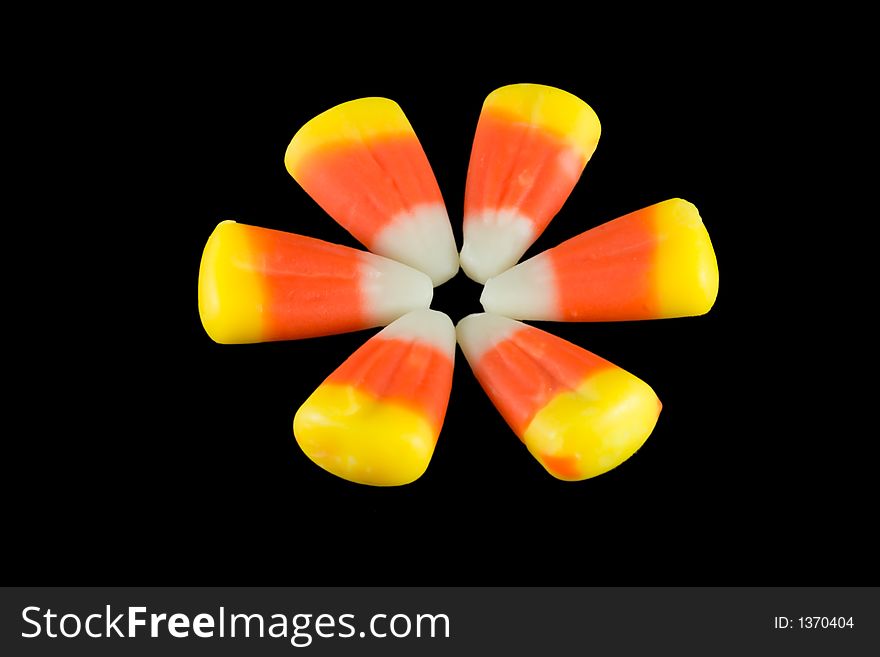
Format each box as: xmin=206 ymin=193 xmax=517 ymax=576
xmin=481 ymin=255 xmax=557 ymax=320
xmin=361 ymin=256 xmax=433 ymax=325
xmin=455 ymin=312 xmax=522 ymax=363
xmin=460 ymin=210 xmax=535 ymax=283
xmin=372 ymin=203 xmax=460 ymax=286
xmin=379 ymin=309 xmax=456 ymax=355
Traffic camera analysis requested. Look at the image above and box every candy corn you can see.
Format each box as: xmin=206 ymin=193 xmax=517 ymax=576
xmin=294 ymin=309 xmax=455 ymax=486
xmin=460 ymin=83 xmax=601 ymax=283
xmin=285 ymin=98 xmax=459 ymax=286
xmin=198 ymin=220 xmax=432 ymax=344
xmin=456 ymin=313 xmax=660 ymax=481
xmin=481 ymin=199 xmax=719 ymax=322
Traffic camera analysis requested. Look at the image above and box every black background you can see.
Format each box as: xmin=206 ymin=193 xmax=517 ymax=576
xmin=10 ymin=31 xmax=870 ymax=584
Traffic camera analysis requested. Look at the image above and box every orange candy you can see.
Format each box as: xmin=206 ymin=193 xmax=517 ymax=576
xmin=286 ymin=98 xmax=459 ymax=285
xmin=294 ymin=310 xmax=456 ymax=486
xmin=460 ymin=84 xmax=601 ymax=283
xmin=481 ymin=199 xmax=719 ymax=322
xmin=457 ymin=313 xmax=661 ymax=481
xmin=198 ymin=221 xmax=432 ymax=344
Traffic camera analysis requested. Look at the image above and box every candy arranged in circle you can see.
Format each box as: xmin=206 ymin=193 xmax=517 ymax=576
xmin=294 ymin=309 xmax=455 ymax=486
xmin=456 ymin=313 xmax=661 ymax=481
xmin=198 ymin=220 xmax=432 ymax=344
xmin=285 ymin=97 xmax=459 ymax=286
xmin=481 ymin=199 xmax=718 ymax=322
xmin=201 ymin=86 xmax=719 ymax=486
xmin=460 ymin=83 xmax=601 ymax=283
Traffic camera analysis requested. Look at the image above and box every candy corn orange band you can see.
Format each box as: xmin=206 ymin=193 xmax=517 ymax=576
xmin=294 ymin=310 xmax=455 ymax=486
xmin=198 ymin=221 xmax=431 ymax=344
xmin=465 ymin=106 xmax=592 ymax=231
xmin=323 ymin=335 xmax=453 ymax=433
xmin=553 ymin=199 xmax=718 ymax=320
xmin=472 ymin=325 xmax=613 ymax=437
xmin=457 ymin=314 xmax=660 ymax=481
xmin=481 ymin=199 xmax=719 ymax=321
xmin=289 ymin=135 xmax=443 ymax=241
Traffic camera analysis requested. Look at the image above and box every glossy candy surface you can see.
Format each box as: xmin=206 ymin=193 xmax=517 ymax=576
xmin=285 ymin=98 xmax=459 ymax=286
xmin=198 ymin=221 xmax=432 ymax=344
xmin=457 ymin=313 xmax=660 ymax=481
xmin=294 ymin=309 xmax=455 ymax=486
xmin=460 ymin=83 xmax=601 ymax=283
xmin=201 ymin=88 xmax=719 ymax=487
xmin=481 ymin=199 xmax=719 ymax=321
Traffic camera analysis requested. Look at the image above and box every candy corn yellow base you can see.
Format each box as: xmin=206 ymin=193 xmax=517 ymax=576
xmin=523 ymin=369 xmax=661 ymax=481
xmin=285 ymin=97 xmax=412 ymax=174
xmin=198 ymin=220 xmax=264 ymax=344
xmin=653 ymin=199 xmax=719 ymax=317
xmin=294 ymin=384 xmax=437 ymax=486
xmin=485 ymin=83 xmax=601 ymax=159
